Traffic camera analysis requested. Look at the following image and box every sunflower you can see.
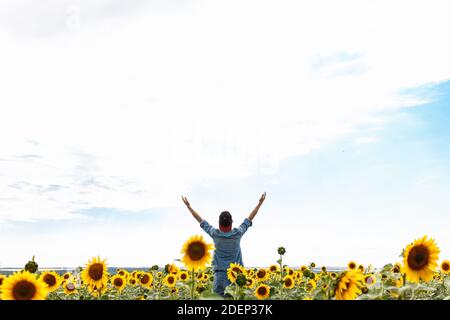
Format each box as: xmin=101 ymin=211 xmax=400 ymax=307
xmin=135 ymin=272 xmax=144 ymax=281
xmin=139 ymin=273 xmax=153 ymax=288
xmin=87 ymin=283 xmax=107 ymax=297
xmin=156 ymin=271 xmax=163 ymax=279
xmin=300 ymin=265 xmax=308 ymax=272
xmin=63 ymin=281 xmax=78 ymax=295
xmin=169 ymin=264 xmax=180 ymax=276
xmin=347 ymin=261 xmax=357 ymax=270
xmin=364 ymin=274 xmax=377 ymax=287
xmin=181 ymin=235 xmax=214 ymax=271
xmin=329 ymin=272 xmax=337 ymax=279
xmin=0 ymin=274 xmax=6 ymax=287
xmin=294 ymin=271 xmax=303 ymax=282
xmin=402 ymin=236 xmax=440 ymax=283
xmin=1 ymin=271 xmax=48 ymax=300
xmin=81 ymin=256 xmax=109 ymax=291
xmin=163 ymin=274 xmax=177 ymax=288
xmin=179 ymin=271 xmax=189 ymax=281
xmin=62 ymin=272 xmax=72 ymax=281
xmin=441 ymin=260 xmax=450 ymax=274
xmin=197 ymin=272 xmax=205 ymax=280
xmin=306 ymin=279 xmax=316 ymax=292
xmin=196 ymin=284 xmax=206 ymax=294
xmin=335 ymin=270 xmax=364 ymax=300
xmin=40 ymin=271 xmax=61 ymax=292
xmin=254 ymin=284 xmax=270 ymax=300
xmin=202 ymin=273 xmax=209 ymax=282
xmin=283 ymin=267 xmax=295 ymax=277
xmin=111 ymin=275 xmax=126 ymax=292
xmin=358 ymin=265 xmax=365 ymax=273
xmin=171 ymin=287 xmax=179 ymax=295
xmin=269 ymin=264 xmax=279 ymax=273
xmin=392 ymin=262 xmax=402 ymax=274
xmin=282 ymin=276 xmax=295 ymax=289
xmin=117 ymin=269 xmax=129 ymax=279
xmin=227 ymin=263 xmax=246 ymax=283
xmin=246 ymin=278 xmax=256 ymax=289
xmin=128 ymin=278 xmax=137 ymax=286
xmin=255 ymin=268 xmax=270 ymax=282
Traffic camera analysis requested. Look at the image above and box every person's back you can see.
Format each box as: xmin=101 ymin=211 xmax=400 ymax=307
xmin=210 ymin=227 xmax=245 ymax=270
xmin=200 ymin=216 xmax=252 ymax=270
xmin=182 ymin=193 xmax=266 ymax=297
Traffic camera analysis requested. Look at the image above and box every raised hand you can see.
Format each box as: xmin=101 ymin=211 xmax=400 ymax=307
xmin=182 ymin=195 xmax=203 ymax=223
xmin=248 ymin=192 xmax=266 ymax=221
xmin=258 ymin=192 xmax=266 ymax=205
xmin=181 ymin=195 xmax=191 ymax=208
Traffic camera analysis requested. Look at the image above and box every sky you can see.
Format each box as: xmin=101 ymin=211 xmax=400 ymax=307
xmin=0 ymin=0 xmax=450 ymax=268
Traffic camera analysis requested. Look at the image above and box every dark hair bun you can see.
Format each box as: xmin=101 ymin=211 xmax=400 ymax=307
xmin=219 ymin=211 xmax=233 ymax=227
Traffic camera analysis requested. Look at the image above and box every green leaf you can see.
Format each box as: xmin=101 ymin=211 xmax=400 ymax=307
xmin=381 ymin=264 xmax=393 ymax=272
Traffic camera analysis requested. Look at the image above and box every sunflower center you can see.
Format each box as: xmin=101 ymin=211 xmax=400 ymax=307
xmin=114 ymin=278 xmax=124 ymax=286
xmin=365 ymin=276 xmax=373 ymax=284
xmin=181 ymin=274 xmax=187 ymax=280
xmin=257 ymin=286 xmax=267 ymax=295
xmin=187 ymin=242 xmax=206 ymax=261
xmin=443 ymin=263 xmax=449 ymax=271
xmin=43 ymin=274 xmax=57 ymax=287
xmin=141 ymin=275 xmax=150 ymax=284
xmin=257 ymin=270 xmax=266 ymax=278
xmin=285 ymin=278 xmax=292 ymax=287
xmin=349 ymin=263 xmax=356 ymax=269
xmin=66 ymin=283 xmax=75 ymax=291
xmin=408 ymin=245 xmax=429 ymax=270
xmin=12 ymin=280 xmax=37 ymax=300
xmin=88 ymin=263 xmax=104 ymax=281
xmin=168 ymin=276 xmax=175 ymax=284
xmin=0 ymin=278 xmax=4 ymax=286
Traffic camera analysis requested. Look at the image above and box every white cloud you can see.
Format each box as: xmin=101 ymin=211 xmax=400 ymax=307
xmin=1 ymin=0 xmax=450 ymax=226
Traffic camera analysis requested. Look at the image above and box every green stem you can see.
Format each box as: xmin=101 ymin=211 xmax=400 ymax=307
xmin=279 ymin=256 xmax=284 ymax=300
xmin=191 ymin=268 xmax=195 ymax=300
xmin=402 ymin=274 xmax=407 ymax=300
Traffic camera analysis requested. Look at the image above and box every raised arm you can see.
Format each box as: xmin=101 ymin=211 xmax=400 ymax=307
xmin=248 ymin=192 xmax=266 ymax=221
xmin=182 ymin=195 xmax=203 ymax=223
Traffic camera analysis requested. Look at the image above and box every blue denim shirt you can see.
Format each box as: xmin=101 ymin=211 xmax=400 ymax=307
xmin=200 ymin=218 xmax=252 ymax=272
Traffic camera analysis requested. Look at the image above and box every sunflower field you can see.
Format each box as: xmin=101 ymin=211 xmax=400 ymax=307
xmin=1 ymin=235 xmax=449 ymax=300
